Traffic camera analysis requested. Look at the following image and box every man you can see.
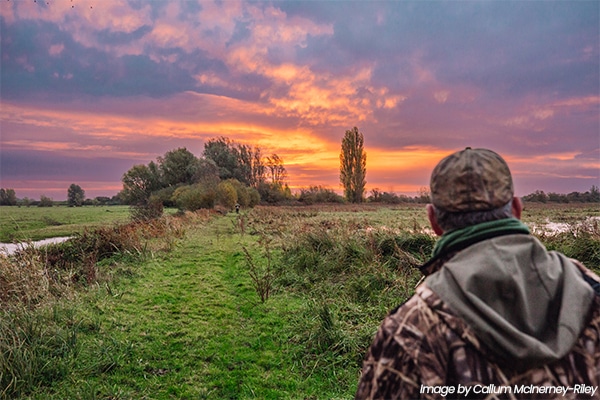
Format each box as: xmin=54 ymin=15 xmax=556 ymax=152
xmin=356 ymin=148 xmax=600 ymax=399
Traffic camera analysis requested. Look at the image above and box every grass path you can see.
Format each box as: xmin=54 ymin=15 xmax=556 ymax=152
xmin=34 ymin=214 xmax=355 ymax=399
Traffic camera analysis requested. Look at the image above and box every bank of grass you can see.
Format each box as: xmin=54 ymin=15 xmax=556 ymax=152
xmin=1 ymin=204 xmax=599 ymax=399
xmin=0 ymin=205 xmax=133 ymax=243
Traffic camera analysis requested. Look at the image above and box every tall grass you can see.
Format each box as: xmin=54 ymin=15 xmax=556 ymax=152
xmin=0 ymin=305 xmax=81 ymax=398
xmin=242 ymin=209 xmax=436 ymax=382
xmin=0 ymin=214 xmax=189 ymax=398
xmin=536 ymin=218 xmax=600 ymax=272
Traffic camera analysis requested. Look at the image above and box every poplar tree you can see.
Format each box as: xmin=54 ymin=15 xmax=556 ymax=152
xmin=339 ymin=127 xmax=367 ymax=203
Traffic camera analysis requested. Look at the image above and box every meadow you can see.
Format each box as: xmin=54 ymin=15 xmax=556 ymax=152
xmin=0 ymin=203 xmax=599 ymax=399
xmin=0 ymin=206 xmax=132 ymax=243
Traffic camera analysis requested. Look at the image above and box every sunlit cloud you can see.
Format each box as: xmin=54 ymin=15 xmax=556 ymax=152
xmin=1 ymin=0 xmax=597 ymax=200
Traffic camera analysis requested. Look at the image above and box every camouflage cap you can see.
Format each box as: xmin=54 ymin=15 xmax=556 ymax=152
xmin=430 ymin=147 xmax=514 ymax=212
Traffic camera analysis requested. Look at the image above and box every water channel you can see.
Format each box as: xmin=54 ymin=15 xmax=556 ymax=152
xmin=0 ymin=237 xmax=73 ymax=256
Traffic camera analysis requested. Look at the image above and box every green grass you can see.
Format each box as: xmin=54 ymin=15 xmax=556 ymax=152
xmin=0 ymin=205 xmax=132 ymax=242
xmin=2 ymin=203 xmax=599 ymax=399
xmin=0 ymin=206 xmax=181 ymax=243
xmin=12 ymin=212 xmax=363 ymax=399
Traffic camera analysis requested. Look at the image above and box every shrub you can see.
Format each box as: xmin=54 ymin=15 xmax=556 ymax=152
xmin=38 ymin=195 xmax=53 ymax=207
xmin=172 ymin=185 xmax=215 ymax=211
xmin=130 ymin=195 xmax=163 ymax=221
xmin=225 ymin=179 xmax=250 ymax=207
xmin=216 ymin=181 xmax=237 ymax=209
xmin=247 ymin=187 xmax=261 ymax=207
xmin=298 ymin=186 xmax=344 ymax=205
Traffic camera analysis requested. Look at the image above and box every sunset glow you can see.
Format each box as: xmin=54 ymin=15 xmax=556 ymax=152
xmin=1 ymin=0 xmax=598 ymax=200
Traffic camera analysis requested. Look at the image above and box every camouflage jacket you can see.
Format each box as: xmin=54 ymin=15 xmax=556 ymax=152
xmin=355 ymin=256 xmax=600 ymax=400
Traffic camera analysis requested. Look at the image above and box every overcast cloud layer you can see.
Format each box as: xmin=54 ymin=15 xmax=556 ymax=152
xmin=1 ymin=0 xmax=598 ymax=200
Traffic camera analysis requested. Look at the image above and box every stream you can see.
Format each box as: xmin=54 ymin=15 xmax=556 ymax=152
xmin=0 ymin=237 xmax=73 ymax=256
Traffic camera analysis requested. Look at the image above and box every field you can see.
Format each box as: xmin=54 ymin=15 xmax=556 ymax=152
xmin=0 ymin=205 xmax=132 ymax=243
xmin=1 ymin=203 xmax=599 ymax=399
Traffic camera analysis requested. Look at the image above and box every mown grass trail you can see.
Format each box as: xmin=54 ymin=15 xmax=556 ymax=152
xmin=29 ymin=213 xmax=355 ymax=399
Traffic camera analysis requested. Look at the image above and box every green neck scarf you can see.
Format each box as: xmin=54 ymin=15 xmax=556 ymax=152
xmin=432 ymin=218 xmax=530 ymax=259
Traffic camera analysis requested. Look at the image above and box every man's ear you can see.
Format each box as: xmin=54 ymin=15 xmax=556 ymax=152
xmin=512 ymin=196 xmax=523 ymax=220
xmin=427 ymin=204 xmax=444 ymax=236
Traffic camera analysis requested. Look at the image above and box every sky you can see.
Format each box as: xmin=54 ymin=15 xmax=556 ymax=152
xmin=1 ymin=0 xmax=599 ymax=201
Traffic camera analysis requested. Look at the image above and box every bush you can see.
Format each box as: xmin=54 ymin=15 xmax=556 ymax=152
xmin=172 ymin=185 xmax=215 ymax=211
xmin=247 ymin=187 xmax=261 ymax=207
xmin=298 ymin=186 xmax=344 ymax=205
xmin=216 ymin=181 xmax=237 ymax=209
xmin=130 ymin=195 xmax=163 ymax=221
xmin=257 ymin=182 xmax=292 ymax=204
xmin=38 ymin=195 xmax=53 ymax=207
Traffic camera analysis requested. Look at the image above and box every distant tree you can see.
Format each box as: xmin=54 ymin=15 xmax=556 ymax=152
xmin=203 ymin=137 xmax=266 ymax=187
xmin=368 ymin=188 xmax=405 ymax=204
xmin=158 ymin=147 xmax=199 ymax=187
xmin=191 ymin=158 xmax=221 ymax=188
xmin=203 ymin=137 xmax=241 ymax=181
xmin=522 ymin=190 xmax=548 ymax=203
xmin=0 ymin=188 xmax=17 ymax=205
xmin=416 ymin=186 xmax=431 ymax=203
xmin=120 ymin=162 xmax=162 ymax=206
xmin=588 ymin=185 xmax=600 ymax=202
xmin=298 ymin=186 xmax=344 ymax=205
xmin=265 ymin=154 xmax=287 ymax=186
xmin=39 ymin=195 xmax=53 ymax=207
xmin=67 ymin=184 xmax=85 ymax=207
xmin=340 ymin=127 xmax=367 ymax=203
xmin=94 ymin=196 xmax=111 ymax=206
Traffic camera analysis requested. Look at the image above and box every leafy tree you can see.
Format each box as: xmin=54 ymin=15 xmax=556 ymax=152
xmin=339 ymin=127 xmax=367 ymax=203
xmin=191 ymin=158 xmax=221 ymax=188
xmin=522 ymin=190 xmax=548 ymax=203
xmin=203 ymin=137 xmax=266 ymax=187
xmin=39 ymin=195 xmax=53 ymax=207
xmin=203 ymin=137 xmax=241 ymax=181
xmin=94 ymin=196 xmax=111 ymax=206
xmin=298 ymin=186 xmax=344 ymax=205
xmin=120 ymin=162 xmax=162 ymax=206
xmin=67 ymin=184 xmax=85 ymax=207
xmin=257 ymin=182 xmax=292 ymax=204
xmin=0 ymin=188 xmax=17 ymax=205
xmin=158 ymin=147 xmax=199 ymax=187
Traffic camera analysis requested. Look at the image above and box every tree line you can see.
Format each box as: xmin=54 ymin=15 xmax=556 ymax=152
xmin=119 ymin=137 xmax=294 ymax=220
xmin=1 ymin=130 xmax=599 ymax=210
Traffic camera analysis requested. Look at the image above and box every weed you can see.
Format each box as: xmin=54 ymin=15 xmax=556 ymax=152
xmin=242 ymin=237 xmax=274 ymax=303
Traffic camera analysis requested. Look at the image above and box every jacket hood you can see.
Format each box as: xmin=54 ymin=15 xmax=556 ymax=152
xmin=426 ymin=233 xmax=595 ymax=368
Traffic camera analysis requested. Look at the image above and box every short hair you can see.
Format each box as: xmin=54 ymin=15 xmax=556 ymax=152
xmin=433 ymin=200 xmax=514 ymax=232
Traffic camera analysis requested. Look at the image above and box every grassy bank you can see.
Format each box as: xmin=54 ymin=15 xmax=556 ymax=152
xmin=0 ymin=206 xmax=132 ymax=243
xmin=1 ymin=204 xmax=599 ymax=399
xmin=0 ymin=206 xmax=183 ymax=243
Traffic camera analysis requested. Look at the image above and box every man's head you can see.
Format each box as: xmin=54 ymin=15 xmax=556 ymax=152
xmin=427 ymin=147 xmax=522 ymax=235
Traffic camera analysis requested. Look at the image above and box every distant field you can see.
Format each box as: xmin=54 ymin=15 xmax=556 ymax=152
xmin=0 ymin=205 xmax=133 ymax=242
xmin=0 ymin=202 xmax=597 ymax=243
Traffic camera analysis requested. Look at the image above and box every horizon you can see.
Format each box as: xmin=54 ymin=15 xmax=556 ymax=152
xmin=1 ymin=0 xmax=599 ymax=201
